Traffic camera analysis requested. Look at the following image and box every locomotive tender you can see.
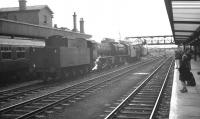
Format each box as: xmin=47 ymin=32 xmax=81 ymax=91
xmin=30 ymin=35 xmax=95 ymax=80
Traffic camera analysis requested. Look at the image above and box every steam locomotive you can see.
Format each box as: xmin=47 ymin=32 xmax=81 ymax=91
xmin=94 ymin=38 xmax=147 ymax=70
xmin=0 ymin=36 xmax=147 ymax=82
xmin=0 ymin=18 xmax=147 ymax=82
xmin=28 ymin=36 xmax=147 ymax=80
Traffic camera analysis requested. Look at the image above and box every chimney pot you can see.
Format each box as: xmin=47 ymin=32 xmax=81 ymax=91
xmin=80 ymin=18 xmax=84 ymax=33
xmin=19 ymin=0 xmax=27 ymax=10
xmin=54 ymin=24 xmax=58 ymax=28
xmin=72 ymin=12 xmax=78 ymax=32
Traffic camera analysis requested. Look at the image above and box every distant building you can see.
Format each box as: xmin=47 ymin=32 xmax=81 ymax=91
xmin=0 ymin=0 xmax=53 ymax=27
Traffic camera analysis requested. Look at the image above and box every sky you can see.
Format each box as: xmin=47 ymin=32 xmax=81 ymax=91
xmin=0 ymin=0 xmax=172 ymax=43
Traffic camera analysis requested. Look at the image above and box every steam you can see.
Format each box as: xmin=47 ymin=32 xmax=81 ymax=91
xmin=92 ymin=56 xmax=101 ymax=71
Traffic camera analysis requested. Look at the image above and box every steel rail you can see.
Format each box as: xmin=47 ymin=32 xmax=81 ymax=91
xmin=15 ymin=57 xmax=165 ymax=119
xmin=149 ymin=60 xmax=174 ymax=119
xmin=15 ymin=58 xmax=163 ymax=119
xmin=0 ymin=85 xmax=46 ymax=101
xmin=0 ymin=56 xmax=161 ymax=96
xmin=104 ymin=57 xmax=172 ymax=119
xmin=0 ymin=81 xmax=43 ymax=94
xmin=0 ymin=57 xmax=163 ymax=119
xmin=0 ymin=56 xmax=160 ymax=106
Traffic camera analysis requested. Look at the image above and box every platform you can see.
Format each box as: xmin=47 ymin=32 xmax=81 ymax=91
xmin=169 ymin=58 xmax=200 ymax=119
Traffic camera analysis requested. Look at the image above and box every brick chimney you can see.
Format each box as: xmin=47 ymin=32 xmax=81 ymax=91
xmin=72 ymin=12 xmax=78 ymax=32
xmin=19 ymin=0 xmax=27 ymax=10
xmin=80 ymin=18 xmax=84 ymax=33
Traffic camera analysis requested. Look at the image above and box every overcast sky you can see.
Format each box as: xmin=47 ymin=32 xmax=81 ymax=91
xmin=0 ymin=0 xmax=172 ymax=42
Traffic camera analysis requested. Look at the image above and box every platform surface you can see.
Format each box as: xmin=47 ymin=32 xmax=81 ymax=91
xmin=169 ymin=59 xmax=200 ymax=119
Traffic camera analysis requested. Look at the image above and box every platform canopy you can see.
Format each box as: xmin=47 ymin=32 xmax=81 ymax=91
xmin=164 ymin=0 xmax=200 ymax=45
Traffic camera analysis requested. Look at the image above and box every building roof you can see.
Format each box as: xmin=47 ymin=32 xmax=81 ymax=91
xmin=0 ymin=36 xmax=45 ymax=47
xmin=0 ymin=5 xmax=53 ymax=14
xmin=164 ymin=0 xmax=200 ymax=45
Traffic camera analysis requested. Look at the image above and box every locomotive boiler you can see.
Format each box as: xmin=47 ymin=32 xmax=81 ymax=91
xmin=94 ymin=39 xmax=144 ymax=70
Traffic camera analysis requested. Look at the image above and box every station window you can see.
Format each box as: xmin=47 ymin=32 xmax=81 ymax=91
xmin=3 ymin=15 xmax=8 ymax=19
xmin=16 ymin=47 xmax=25 ymax=59
xmin=1 ymin=47 xmax=12 ymax=59
xmin=14 ymin=15 xmax=17 ymax=21
xmin=44 ymin=15 xmax=47 ymax=23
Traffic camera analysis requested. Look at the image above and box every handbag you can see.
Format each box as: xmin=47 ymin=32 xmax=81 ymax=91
xmin=187 ymin=72 xmax=196 ymax=86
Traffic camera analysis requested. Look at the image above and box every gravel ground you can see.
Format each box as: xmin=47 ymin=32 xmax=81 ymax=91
xmin=41 ymin=59 xmax=160 ymax=119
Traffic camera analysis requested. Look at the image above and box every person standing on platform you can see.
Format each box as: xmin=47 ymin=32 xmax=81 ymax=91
xmin=179 ymin=53 xmax=190 ymax=93
xmin=185 ymin=49 xmax=197 ymax=86
xmin=175 ymin=48 xmax=182 ymax=69
xmin=186 ymin=49 xmax=192 ymax=70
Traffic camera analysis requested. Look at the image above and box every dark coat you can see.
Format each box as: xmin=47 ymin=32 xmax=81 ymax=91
xmin=179 ymin=55 xmax=190 ymax=82
xmin=175 ymin=51 xmax=182 ymax=59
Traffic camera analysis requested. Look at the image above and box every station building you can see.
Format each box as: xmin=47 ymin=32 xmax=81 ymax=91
xmin=0 ymin=0 xmax=53 ymax=27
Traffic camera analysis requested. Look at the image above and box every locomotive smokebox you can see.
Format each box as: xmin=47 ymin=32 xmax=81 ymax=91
xmin=72 ymin=12 xmax=78 ymax=32
xmin=80 ymin=18 xmax=84 ymax=33
xmin=19 ymin=0 xmax=27 ymax=10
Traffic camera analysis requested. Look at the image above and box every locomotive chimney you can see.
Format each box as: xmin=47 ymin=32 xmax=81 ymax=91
xmin=72 ymin=12 xmax=78 ymax=32
xmin=80 ymin=18 xmax=84 ymax=33
xmin=19 ymin=0 xmax=27 ymax=10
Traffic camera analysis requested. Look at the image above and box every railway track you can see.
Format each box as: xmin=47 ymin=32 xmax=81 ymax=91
xmin=104 ymin=57 xmax=173 ymax=119
xmin=0 ymin=57 xmax=164 ymax=119
xmin=0 ymin=56 xmax=163 ymax=109
xmin=152 ymin=63 xmax=174 ymax=119
xmin=0 ymin=82 xmax=47 ymax=102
